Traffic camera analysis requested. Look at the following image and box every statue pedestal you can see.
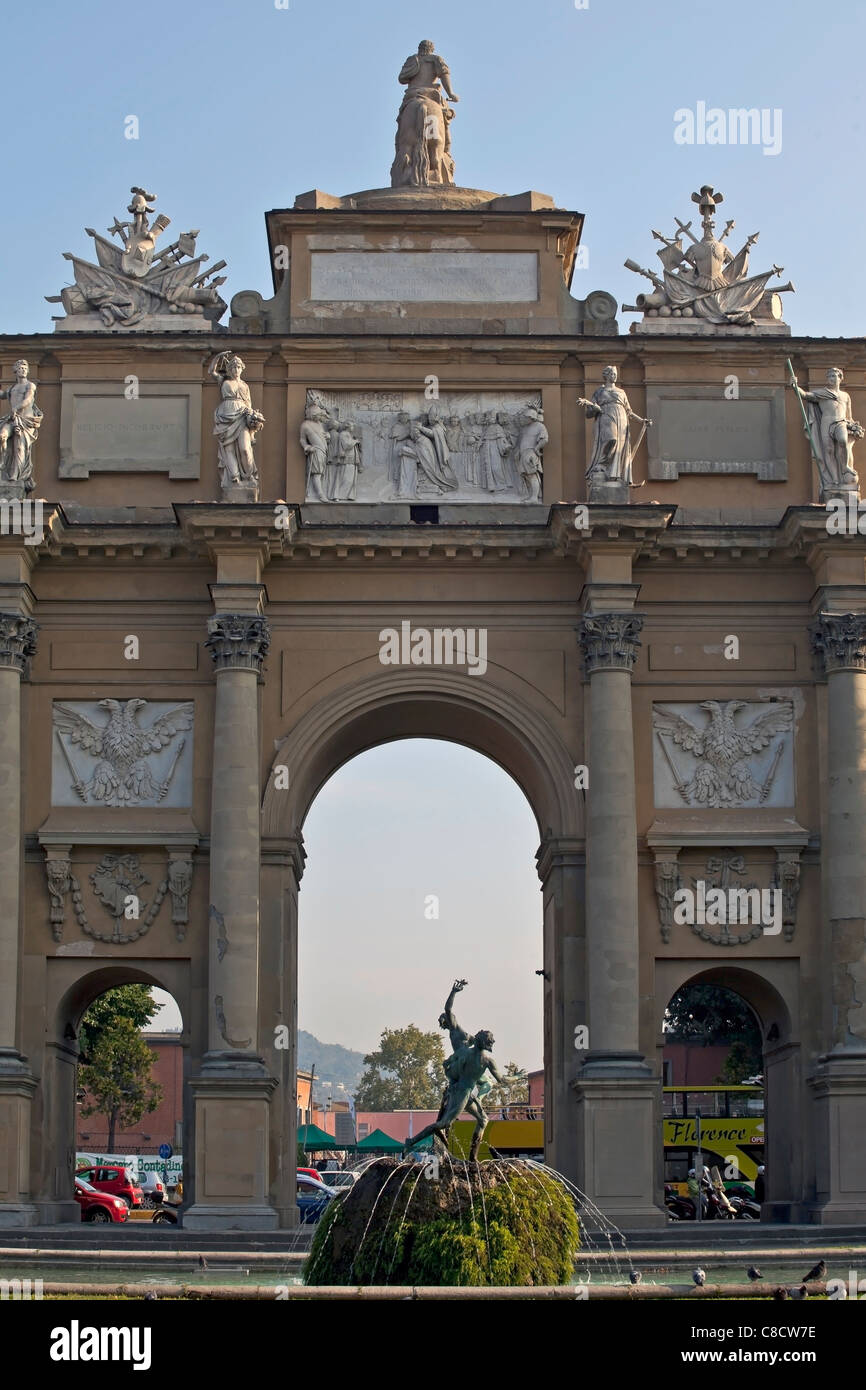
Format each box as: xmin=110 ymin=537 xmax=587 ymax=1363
xmin=807 ymin=1053 xmax=866 ymax=1223
xmin=221 ymin=481 xmax=259 ymax=504
xmin=822 ymin=485 xmax=860 ymax=507
xmin=0 ymin=482 xmax=30 ymax=502
xmin=587 ymin=477 xmax=630 ymax=506
xmin=183 ymin=1058 xmax=279 ymax=1231
xmin=0 ymin=1057 xmax=38 ymax=1227
xmin=572 ymin=1058 xmax=665 ymax=1227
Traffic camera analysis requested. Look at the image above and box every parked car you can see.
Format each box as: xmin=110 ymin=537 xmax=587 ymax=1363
xmin=298 ymin=1167 xmax=322 ymax=1182
xmin=76 ymin=1164 xmax=143 ymax=1209
xmin=136 ymin=1172 xmax=166 ymax=1208
xmin=297 ymin=1173 xmax=335 ymax=1224
xmin=319 ymin=1170 xmax=358 ymax=1191
xmin=75 ymin=1176 xmax=129 ymax=1224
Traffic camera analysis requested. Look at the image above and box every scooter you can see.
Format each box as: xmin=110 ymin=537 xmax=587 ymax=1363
xmin=727 ymin=1194 xmax=762 ymax=1220
xmin=664 ymin=1184 xmax=695 ymax=1220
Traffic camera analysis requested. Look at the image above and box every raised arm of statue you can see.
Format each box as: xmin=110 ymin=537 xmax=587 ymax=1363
xmin=439 ymin=978 xmax=468 ymax=1039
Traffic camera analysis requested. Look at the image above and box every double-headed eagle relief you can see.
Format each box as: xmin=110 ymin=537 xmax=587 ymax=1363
xmin=47 ymin=187 xmax=228 ymax=330
xmin=625 ymin=185 xmax=794 ymax=331
xmin=53 ymin=699 xmax=194 ymax=808
xmin=653 ymin=700 xmax=794 ymax=808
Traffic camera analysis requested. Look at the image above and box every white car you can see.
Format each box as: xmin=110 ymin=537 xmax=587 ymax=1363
xmin=136 ymin=1171 xmax=167 ymax=1207
xmin=319 ymin=1170 xmax=358 ymax=1191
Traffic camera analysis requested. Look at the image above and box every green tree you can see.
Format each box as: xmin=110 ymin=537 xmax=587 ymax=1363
xmin=354 ymin=1025 xmax=444 ymax=1109
xmin=79 ymin=1015 xmax=163 ymax=1150
xmin=718 ymin=1038 xmax=763 ymax=1084
xmin=482 ymin=1061 xmax=529 ymax=1112
xmin=78 ymin=984 xmax=159 ymax=1064
xmin=664 ymin=984 xmax=761 ymax=1047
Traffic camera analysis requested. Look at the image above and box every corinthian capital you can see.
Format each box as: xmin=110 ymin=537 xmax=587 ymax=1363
xmin=206 ymin=613 xmax=270 ymax=673
xmin=0 ymin=613 xmax=38 ymax=673
xmin=578 ymin=613 xmax=643 ymax=675
xmin=810 ymin=612 xmax=866 ymax=675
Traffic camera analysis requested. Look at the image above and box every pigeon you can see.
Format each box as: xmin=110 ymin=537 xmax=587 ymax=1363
xmin=747 ymin=1266 xmax=763 ymax=1282
xmin=144 ymin=1291 xmax=157 ymax=1301
xmin=692 ymin=1267 xmax=706 ymax=1287
xmin=774 ymin=1287 xmax=789 ymax=1301
xmin=788 ymin=1284 xmax=808 ymax=1300
xmin=802 ymin=1259 xmax=826 ymax=1283
xmin=198 ymin=1255 xmax=208 ymax=1271
xmin=629 ymin=1271 xmax=642 ymax=1284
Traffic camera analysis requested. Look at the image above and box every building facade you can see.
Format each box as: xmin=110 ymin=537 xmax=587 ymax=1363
xmin=1 ymin=48 xmax=865 ymax=1228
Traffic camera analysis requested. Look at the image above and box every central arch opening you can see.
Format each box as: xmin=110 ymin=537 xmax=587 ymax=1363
xmin=298 ymin=737 xmax=543 ymax=1157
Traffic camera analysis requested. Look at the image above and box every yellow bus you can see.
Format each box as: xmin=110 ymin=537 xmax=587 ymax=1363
xmin=449 ymin=1086 xmax=764 ymax=1190
xmin=663 ymin=1085 xmax=764 ymax=1192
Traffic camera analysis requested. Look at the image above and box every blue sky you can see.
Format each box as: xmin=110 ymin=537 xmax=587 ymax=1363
xmin=3 ymin=0 xmax=864 ymax=335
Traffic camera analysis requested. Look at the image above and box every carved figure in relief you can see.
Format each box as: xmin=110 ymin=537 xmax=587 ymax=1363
xmin=388 ymin=411 xmax=412 ymax=486
xmin=327 ymin=420 xmax=363 ymax=500
xmin=517 ymin=406 xmax=548 ymax=501
xmin=299 ymin=403 xmax=329 ymax=502
xmin=478 ymin=411 xmax=510 ymax=491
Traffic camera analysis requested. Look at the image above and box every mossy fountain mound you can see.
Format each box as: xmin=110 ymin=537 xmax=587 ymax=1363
xmin=305 ymin=1157 xmax=579 ymax=1286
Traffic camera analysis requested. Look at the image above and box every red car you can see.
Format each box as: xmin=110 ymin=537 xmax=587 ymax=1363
xmin=75 ymin=1176 xmax=129 ymax=1223
xmin=76 ymin=1164 xmax=143 ymax=1209
xmin=298 ymin=1167 xmax=322 ymax=1182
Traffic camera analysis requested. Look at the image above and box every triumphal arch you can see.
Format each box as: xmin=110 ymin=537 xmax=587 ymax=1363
xmin=2 ymin=42 xmax=865 ymax=1227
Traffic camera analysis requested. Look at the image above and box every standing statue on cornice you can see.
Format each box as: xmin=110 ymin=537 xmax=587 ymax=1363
xmin=390 ymin=40 xmax=459 ymax=189
xmin=0 ymin=360 xmax=42 ymax=497
xmin=788 ymin=365 xmax=864 ymax=500
xmin=579 ymin=365 xmax=651 ymax=501
xmin=210 ymin=353 xmax=265 ymax=501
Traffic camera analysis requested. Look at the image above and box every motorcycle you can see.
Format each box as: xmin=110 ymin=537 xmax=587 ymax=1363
xmin=727 ymin=1193 xmax=762 ymax=1220
xmin=664 ymin=1184 xmax=695 ymax=1220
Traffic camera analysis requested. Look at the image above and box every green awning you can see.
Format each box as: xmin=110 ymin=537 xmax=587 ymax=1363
xmin=355 ymin=1128 xmax=405 ymax=1151
xmin=297 ymin=1123 xmax=349 ymax=1151
xmin=355 ymin=1128 xmax=433 ymax=1152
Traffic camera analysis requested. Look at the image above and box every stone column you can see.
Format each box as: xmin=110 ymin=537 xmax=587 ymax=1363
xmin=536 ymin=836 xmax=584 ymax=1187
xmin=261 ymin=833 xmax=305 ymax=1228
xmin=572 ymin=612 xmax=663 ymax=1225
xmin=184 ymin=605 xmax=279 ymax=1230
xmin=579 ymin=613 xmax=644 ymax=1060
xmin=0 ymin=612 xmax=39 ymax=1227
xmin=808 ymin=613 xmax=866 ymax=1222
xmin=204 ymin=611 xmax=270 ymax=1057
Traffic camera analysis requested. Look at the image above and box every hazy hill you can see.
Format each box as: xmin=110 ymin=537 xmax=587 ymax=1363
xmin=298 ymin=1029 xmax=366 ymax=1098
